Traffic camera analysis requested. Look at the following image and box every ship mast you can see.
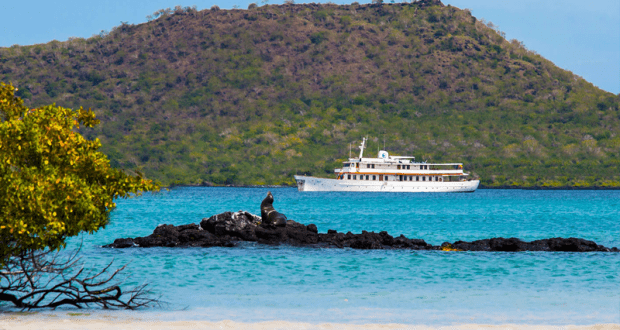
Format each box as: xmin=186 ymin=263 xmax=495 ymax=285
xmin=358 ymin=137 xmax=367 ymax=159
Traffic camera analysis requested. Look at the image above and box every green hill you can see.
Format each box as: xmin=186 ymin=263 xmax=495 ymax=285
xmin=1 ymin=0 xmax=618 ymax=187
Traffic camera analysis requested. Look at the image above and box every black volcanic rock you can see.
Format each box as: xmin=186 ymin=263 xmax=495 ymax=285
xmin=104 ymin=211 xmax=619 ymax=252
xmin=109 ymin=238 xmax=135 ymax=248
xmin=535 ymin=237 xmax=609 ymax=252
xmin=450 ymin=237 xmax=614 ymax=252
xmin=200 ymin=211 xmax=261 ymax=241
xmin=104 ymin=210 xmax=433 ymax=250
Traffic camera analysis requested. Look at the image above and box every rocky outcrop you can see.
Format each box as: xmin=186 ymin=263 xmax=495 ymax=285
xmin=104 ymin=210 xmax=433 ymax=250
xmin=104 ymin=210 xmax=619 ymax=252
xmin=444 ymin=237 xmax=616 ymax=252
xmin=200 ymin=211 xmax=261 ymax=241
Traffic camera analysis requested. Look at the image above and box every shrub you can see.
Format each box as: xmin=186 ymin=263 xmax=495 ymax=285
xmin=310 ymin=31 xmax=328 ymax=44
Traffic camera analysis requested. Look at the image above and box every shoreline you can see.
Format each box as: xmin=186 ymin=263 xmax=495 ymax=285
xmin=478 ymin=185 xmax=620 ymax=190
xmin=2 ymin=315 xmax=619 ymax=330
xmin=163 ymin=183 xmax=620 ymax=190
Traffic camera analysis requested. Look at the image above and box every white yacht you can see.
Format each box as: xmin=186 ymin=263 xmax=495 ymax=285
xmin=294 ymin=138 xmax=479 ymax=192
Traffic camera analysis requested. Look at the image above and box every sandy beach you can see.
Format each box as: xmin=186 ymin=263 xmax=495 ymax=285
xmin=1 ymin=315 xmax=619 ymax=330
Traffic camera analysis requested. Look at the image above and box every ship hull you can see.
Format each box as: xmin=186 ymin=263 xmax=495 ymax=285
xmin=294 ymin=175 xmax=479 ymax=192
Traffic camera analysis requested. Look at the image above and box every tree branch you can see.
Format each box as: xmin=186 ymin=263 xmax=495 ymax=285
xmin=0 ymin=248 xmax=158 ymax=310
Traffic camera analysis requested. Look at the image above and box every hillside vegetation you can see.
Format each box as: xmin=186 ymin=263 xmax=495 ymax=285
xmin=1 ymin=0 xmax=619 ymax=187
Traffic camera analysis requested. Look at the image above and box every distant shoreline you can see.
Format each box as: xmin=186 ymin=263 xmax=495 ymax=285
xmin=478 ymin=185 xmax=620 ymax=190
xmin=163 ymin=183 xmax=620 ymax=190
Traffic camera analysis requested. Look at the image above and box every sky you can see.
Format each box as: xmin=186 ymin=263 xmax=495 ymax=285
xmin=1 ymin=0 xmax=618 ymax=94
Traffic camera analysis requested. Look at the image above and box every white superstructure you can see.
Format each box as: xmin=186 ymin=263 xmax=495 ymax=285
xmin=294 ymin=138 xmax=479 ymax=192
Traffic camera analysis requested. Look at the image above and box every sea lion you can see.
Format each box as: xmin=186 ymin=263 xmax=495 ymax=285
xmin=260 ymin=191 xmax=287 ymax=227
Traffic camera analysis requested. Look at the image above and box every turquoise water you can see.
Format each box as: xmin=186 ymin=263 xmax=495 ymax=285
xmin=52 ymin=189 xmax=620 ymax=324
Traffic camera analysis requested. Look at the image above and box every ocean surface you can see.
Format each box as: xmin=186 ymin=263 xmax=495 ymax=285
xmin=22 ymin=188 xmax=620 ymax=324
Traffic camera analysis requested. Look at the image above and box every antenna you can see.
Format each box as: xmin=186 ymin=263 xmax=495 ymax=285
xmin=358 ymin=137 xmax=367 ymax=159
xmin=349 ymin=143 xmax=351 ymax=159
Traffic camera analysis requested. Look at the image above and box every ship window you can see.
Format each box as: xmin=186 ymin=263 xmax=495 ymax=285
xmin=423 ymin=176 xmax=426 ymax=181
xmin=439 ymin=177 xmax=443 ymax=182
xmin=367 ymin=164 xmax=370 ymax=168
xmin=353 ymin=175 xmax=356 ymax=180
xmin=343 ymin=163 xmax=350 ymax=167
xmin=416 ymin=176 xmax=419 ymax=181
xmin=366 ymin=175 xmax=369 ymax=180
xmin=409 ymin=176 xmax=412 ymax=181
xmin=407 ymin=165 xmax=410 ymax=169
xmin=397 ymin=165 xmax=401 ymax=170
xmin=372 ymin=164 xmax=375 ymax=169
xmin=348 ymin=175 xmax=351 ymax=180
xmin=373 ymin=175 xmax=376 ymax=180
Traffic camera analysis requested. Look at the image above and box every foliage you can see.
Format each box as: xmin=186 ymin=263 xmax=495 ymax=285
xmin=0 ymin=2 xmax=618 ymax=188
xmin=0 ymin=83 xmax=158 ymax=266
